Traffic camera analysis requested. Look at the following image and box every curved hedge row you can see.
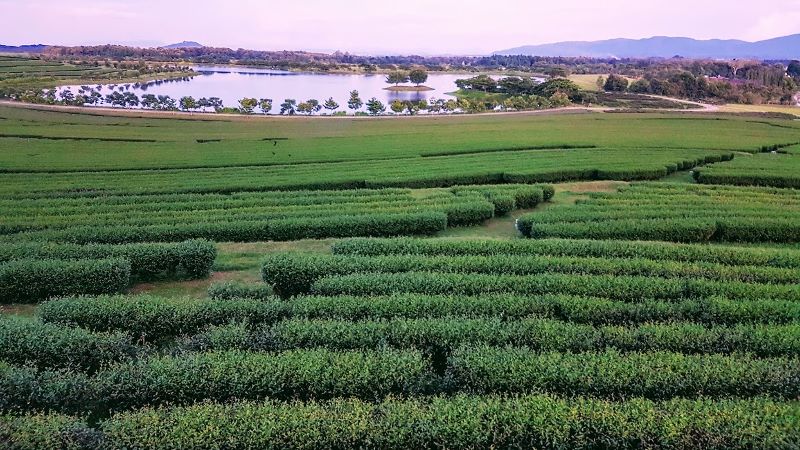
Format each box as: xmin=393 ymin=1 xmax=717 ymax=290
xmin=309 ymin=272 xmax=800 ymax=303
xmin=38 ymin=295 xmax=280 ymax=341
xmin=39 ymin=293 xmax=800 ymax=344
xmin=0 ymin=349 xmax=431 ymax=415
xmin=331 ymin=237 xmax=800 ymax=268
xmin=193 ymin=318 xmax=800 ymax=358
xmin=10 ymin=212 xmax=449 ymax=244
xmin=518 ymin=217 xmax=800 ymax=243
xmin=0 ymin=412 xmax=93 ymax=450
xmin=0 ymin=258 xmax=130 ymax=303
xmin=0 ymin=317 xmax=136 ymax=372
xmin=261 ymin=253 xmax=797 ymax=297
xmin=448 ymin=347 xmax=800 ymax=399
xmin=517 ymin=183 xmax=800 ymax=243
xmin=207 ymin=281 xmax=272 ymax=301
xmin=284 ymin=294 xmax=800 ymax=326
xmin=6 ymin=394 xmax=798 ymax=450
xmin=0 ymin=240 xmax=215 ymax=280
xmin=94 ymin=395 xmax=800 ymax=450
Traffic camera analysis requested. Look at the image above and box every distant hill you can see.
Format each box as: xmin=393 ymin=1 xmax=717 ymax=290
xmin=495 ymin=35 xmax=800 ymax=60
xmin=0 ymin=44 xmax=49 ymax=53
xmin=161 ymin=41 xmax=204 ymax=49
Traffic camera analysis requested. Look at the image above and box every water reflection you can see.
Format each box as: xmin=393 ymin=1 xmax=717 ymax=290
xmin=58 ymin=65 xmax=467 ymax=113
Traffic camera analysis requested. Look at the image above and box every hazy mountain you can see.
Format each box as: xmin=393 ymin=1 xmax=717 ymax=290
xmin=495 ymin=35 xmax=800 ymax=59
xmin=0 ymin=44 xmax=49 ymax=53
xmin=161 ymin=41 xmax=204 ymax=49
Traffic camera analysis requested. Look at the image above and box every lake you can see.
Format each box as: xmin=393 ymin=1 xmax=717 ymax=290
xmin=58 ymin=65 xmax=469 ymax=113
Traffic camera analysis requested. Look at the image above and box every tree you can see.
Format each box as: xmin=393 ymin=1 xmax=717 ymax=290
xmin=323 ymin=97 xmax=339 ymax=112
xmin=595 ymin=76 xmax=606 ymax=90
xmin=629 ymin=79 xmax=652 ymax=94
xmin=258 ymin=98 xmax=273 ymax=114
xmin=365 ymin=97 xmax=386 ymax=115
xmin=238 ymin=97 xmax=258 ymax=114
xmin=207 ymin=97 xmax=224 ymax=112
xmin=788 ymin=60 xmax=800 ymax=78
xmin=180 ymin=96 xmax=197 ymax=112
xmin=455 ymin=75 xmax=497 ymax=92
xmin=409 ymin=68 xmax=428 ymax=86
xmin=141 ymin=94 xmax=157 ymax=109
xmin=533 ymin=79 xmax=580 ymax=99
xmin=280 ymin=99 xmax=297 ymax=115
xmin=390 ymin=100 xmax=405 ymax=114
xmin=498 ymin=76 xmax=537 ymax=95
xmin=297 ymin=101 xmax=313 ymax=115
xmin=405 ymin=100 xmax=423 ymax=115
xmin=347 ymin=90 xmax=363 ymax=112
xmin=604 ymin=74 xmax=629 ymax=92
xmin=307 ymin=99 xmax=321 ymax=114
xmin=386 ymin=71 xmax=409 ymax=86
xmin=123 ymin=92 xmax=139 ymax=108
xmin=549 ymin=92 xmax=570 ymax=107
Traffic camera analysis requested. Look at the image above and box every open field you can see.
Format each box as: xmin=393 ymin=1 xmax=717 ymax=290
xmin=2 ymin=104 xmax=800 ymax=448
xmin=4 ymin=105 xmax=800 ymax=172
xmin=718 ymin=103 xmax=800 ymax=117
xmin=568 ymin=74 xmax=638 ymax=91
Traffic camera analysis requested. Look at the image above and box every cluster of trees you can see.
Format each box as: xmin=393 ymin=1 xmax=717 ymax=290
xmin=455 ymin=76 xmax=589 ymax=104
xmin=385 ymin=69 xmax=429 ymax=86
xmin=598 ymin=67 xmax=799 ymax=104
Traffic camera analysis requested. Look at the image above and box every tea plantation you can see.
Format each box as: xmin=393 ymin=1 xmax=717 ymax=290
xmin=1 ymin=104 xmax=800 ymax=449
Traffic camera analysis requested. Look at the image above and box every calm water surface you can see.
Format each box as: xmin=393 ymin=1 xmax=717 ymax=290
xmin=60 ymin=65 xmax=468 ymax=113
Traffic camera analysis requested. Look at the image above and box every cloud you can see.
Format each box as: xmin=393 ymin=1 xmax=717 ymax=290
xmin=744 ymin=6 xmax=800 ymax=41
xmin=1 ymin=0 xmax=799 ymax=53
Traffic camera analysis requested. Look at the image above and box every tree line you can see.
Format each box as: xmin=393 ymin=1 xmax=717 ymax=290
xmin=598 ymin=67 xmax=798 ymax=104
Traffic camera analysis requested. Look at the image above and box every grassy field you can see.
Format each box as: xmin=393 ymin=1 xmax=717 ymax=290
xmin=0 ymin=56 xmax=191 ymax=95
xmin=719 ymin=103 xmax=800 ymax=117
xmin=2 ymin=104 xmax=800 ymax=447
xmin=2 ymin=105 xmax=799 ymax=172
xmin=569 ymin=73 xmax=638 ymax=91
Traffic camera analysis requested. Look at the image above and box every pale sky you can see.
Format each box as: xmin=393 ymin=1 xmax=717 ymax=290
xmin=2 ymin=0 xmax=799 ymax=55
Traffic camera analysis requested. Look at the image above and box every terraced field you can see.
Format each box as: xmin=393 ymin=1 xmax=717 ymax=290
xmin=695 ymin=144 xmax=800 ymax=188
xmin=1 ymin=105 xmax=800 ymax=448
xmin=518 ymin=182 xmax=800 ymax=243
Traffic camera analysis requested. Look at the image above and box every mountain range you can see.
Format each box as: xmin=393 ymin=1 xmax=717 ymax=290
xmin=0 ymin=44 xmax=49 ymax=53
xmin=161 ymin=41 xmax=204 ymax=49
xmin=495 ymin=35 xmax=800 ymax=60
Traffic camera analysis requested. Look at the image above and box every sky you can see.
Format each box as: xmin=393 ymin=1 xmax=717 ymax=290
xmin=2 ymin=0 xmax=799 ymax=55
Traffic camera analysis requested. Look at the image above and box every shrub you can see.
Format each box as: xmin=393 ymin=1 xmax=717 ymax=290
xmin=0 ymin=258 xmax=130 ymax=303
xmin=331 ymin=237 xmax=800 ymax=268
xmin=207 ymin=281 xmax=272 ymax=301
xmin=262 ymin=252 xmax=798 ymax=298
xmin=0 ymin=317 xmax=136 ymax=372
xmin=0 ymin=363 xmax=93 ymax=415
xmin=99 ymin=396 xmax=800 ymax=449
xmin=285 ymin=294 xmax=800 ymax=325
xmin=202 ymin=317 xmax=800 ymax=359
xmin=0 ymin=240 xmax=215 ymax=281
xmin=92 ymin=349 xmax=432 ymax=412
xmin=448 ymin=347 xmax=800 ymax=399
xmin=0 ymin=413 xmax=92 ymax=450
xmin=38 ymin=295 xmax=284 ymax=341
xmin=309 ymin=272 xmax=796 ymax=303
